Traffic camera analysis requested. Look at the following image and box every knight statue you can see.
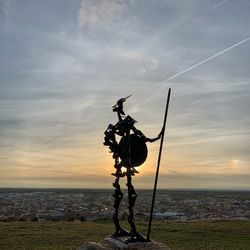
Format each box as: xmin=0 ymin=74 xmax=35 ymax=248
xmin=103 ymin=95 xmax=163 ymax=242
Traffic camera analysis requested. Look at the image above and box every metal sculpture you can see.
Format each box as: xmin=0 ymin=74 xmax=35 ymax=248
xmin=104 ymin=95 xmax=164 ymax=242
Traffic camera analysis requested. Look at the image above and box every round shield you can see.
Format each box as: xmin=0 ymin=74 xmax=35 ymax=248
xmin=118 ymin=133 xmax=148 ymax=167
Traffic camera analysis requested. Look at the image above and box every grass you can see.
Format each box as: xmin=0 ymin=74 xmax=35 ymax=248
xmin=0 ymin=220 xmax=250 ymax=250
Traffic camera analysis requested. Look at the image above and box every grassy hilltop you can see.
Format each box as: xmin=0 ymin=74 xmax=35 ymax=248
xmin=1 ymin=220 xmax=250 ymax=250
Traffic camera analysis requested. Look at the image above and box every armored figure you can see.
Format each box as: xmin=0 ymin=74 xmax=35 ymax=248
xmin=104 ymin=95 xmax=163 ymax=242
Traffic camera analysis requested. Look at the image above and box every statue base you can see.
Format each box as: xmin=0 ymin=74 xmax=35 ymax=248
xmin=79 ymin=236 xmax=170 ymax=250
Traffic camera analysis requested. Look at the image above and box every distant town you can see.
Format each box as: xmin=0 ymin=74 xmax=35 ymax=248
xmin=0 ymin=189 xmax=249 ymax=222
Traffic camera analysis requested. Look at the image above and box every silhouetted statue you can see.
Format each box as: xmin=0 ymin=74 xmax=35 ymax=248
xmin=104 ymin=95 xmax=162 ymax=242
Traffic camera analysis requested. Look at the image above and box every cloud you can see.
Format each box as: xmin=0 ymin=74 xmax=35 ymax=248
xmin=0 ymin=0 xmax=11 ymax=21
xmin=137 ymin=58 xmax=159 ymax=75
xmin=0 ymin=172 xmax=113 ymax=188
xmin=78 ymin=0 xmax=126 ymax=27
xmin=136 ymin=172 xmax=250 ymax=190
xmin=0 ymin=0 xmax=250 ymax=189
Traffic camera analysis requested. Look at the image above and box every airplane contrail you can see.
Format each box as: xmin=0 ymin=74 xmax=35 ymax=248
xmin=202 ymin=0 xmax=228 ymax=17
xmin=161 ymin=36 xmax=250 ymax=84
xmin=188 ymin=0 xmax=228 ymax=27
xmin=176 ymin=0 xmax=228 ymax=35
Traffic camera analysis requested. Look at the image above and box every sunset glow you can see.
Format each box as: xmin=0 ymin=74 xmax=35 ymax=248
xmin=0 ymin=0 xmax=250 ymax=189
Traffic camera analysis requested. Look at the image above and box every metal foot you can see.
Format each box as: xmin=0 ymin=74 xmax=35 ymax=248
xmin=112 ymin=228 xmax=130 ymax=238
xmin=126 ymin=232 xmax=148 ymax=243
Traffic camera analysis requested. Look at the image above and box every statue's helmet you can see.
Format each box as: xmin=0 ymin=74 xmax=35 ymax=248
xmin=112 ymin=95 xmax=132 ymax=115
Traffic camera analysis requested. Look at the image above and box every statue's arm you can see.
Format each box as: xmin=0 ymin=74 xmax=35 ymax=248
xmin=146 ymin=128 xmax=163 ymax=142
xmin=132 ymin=126 xmax=163 ymax=143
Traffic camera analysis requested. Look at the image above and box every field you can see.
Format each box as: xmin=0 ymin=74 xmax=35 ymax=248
xmin=1 ymin=220 xmax=250 ymax=250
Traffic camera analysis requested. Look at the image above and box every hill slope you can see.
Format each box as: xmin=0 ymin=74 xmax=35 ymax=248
xmin=1 ymin=220 xmax=250 ymax=250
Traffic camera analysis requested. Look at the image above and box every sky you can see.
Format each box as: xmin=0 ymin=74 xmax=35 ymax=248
xmin=0 ymin=0 xmax=250 ymax=189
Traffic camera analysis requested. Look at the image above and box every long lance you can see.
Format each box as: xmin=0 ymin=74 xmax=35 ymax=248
xmin=146 ymin=88 xmax=171 ymax=241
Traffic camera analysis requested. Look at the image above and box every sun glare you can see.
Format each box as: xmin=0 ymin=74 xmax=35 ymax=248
xmin=231 ymin=159 xmax=239 ymax=165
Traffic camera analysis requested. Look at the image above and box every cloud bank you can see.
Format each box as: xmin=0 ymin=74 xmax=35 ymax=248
xmin=0 ymin=0 xmax=249 ymax=189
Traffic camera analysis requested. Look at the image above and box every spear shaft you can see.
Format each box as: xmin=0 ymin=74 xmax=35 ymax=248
xmin=146 ymin=88 xmax=171 ymax=241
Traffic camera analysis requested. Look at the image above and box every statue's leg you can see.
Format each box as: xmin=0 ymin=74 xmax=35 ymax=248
xmin=112 ymin=173 xmax=129 ymax=237
xmin=126 ymin=172 xmax=147 ymax=242
xmin=112 ymin=177 xmax=123 ymax=234
xmin=126 ymin=173 xmax=138 ymax=238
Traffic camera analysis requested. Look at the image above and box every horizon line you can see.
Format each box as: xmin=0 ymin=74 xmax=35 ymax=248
xmin=0 ymin=187 xmax=250 ymax=192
